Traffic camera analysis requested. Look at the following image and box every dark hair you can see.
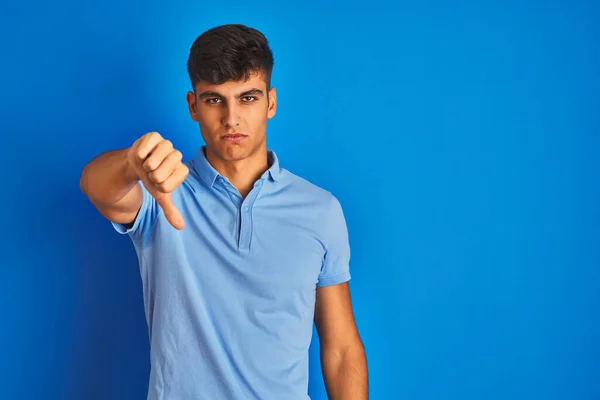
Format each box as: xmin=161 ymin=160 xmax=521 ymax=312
xmin=187 ymin=24 xmax=274 ymax=91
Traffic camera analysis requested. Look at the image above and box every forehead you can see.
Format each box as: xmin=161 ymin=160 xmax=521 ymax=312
xmin=195 ymin=72 xmax=268 ymax=95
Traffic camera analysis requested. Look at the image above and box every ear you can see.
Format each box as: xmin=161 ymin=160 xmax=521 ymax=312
xmin=267 ymin=87 xmax=277 ymax=119
xmin=186 ymin=91 xmax=199 ymax=122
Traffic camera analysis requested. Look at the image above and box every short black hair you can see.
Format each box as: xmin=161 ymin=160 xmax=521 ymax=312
xmin=187 ymin=24 xmax=274 ymax=91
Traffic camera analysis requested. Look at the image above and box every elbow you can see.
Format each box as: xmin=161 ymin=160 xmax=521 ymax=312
xmin=344 ymin=340 xmax=367 ymax=361
xmin=322 ymin=338 xmax=366 ymax=361
xmin=79 ymin=165 xmax=89 ymax=195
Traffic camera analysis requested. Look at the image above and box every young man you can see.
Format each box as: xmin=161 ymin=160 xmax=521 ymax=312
xmin=80 ymin=24 xmax=368 ymax=399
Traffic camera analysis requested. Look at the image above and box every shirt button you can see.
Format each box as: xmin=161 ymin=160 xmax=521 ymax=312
xmin=243 ymin=206 xmax=249 ymax=212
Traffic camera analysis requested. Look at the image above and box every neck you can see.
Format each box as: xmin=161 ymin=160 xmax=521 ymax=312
xmin=205 ymin=147 xmax=269 ymax=198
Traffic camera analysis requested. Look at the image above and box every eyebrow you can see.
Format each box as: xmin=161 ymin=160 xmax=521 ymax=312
xmin=197 ymin=88 xmax=265 ymax=100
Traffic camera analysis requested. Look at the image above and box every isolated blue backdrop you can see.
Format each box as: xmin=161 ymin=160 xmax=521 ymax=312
xmin=1 ymin=1 xmax=598 ymax=399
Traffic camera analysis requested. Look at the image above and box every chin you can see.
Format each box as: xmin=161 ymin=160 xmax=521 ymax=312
xmin=217 ymin=144 xmax=253 ymax=161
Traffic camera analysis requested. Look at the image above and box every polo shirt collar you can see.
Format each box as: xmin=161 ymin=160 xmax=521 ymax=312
xmin=193 ymin=146 xmax=281 ymax=187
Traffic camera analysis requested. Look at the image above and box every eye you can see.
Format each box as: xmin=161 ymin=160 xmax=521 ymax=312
xmin=241 ymin=96 xmax=257 ymax=102
xmin=206 ymin=98 xmax=222 ymax=104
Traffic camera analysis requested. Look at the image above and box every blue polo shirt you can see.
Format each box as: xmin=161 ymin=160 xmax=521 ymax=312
xmin=112 ymin=146 xmax=351 ymax=400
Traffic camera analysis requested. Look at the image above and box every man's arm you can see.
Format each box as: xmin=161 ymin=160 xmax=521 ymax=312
xmin=80 ymin=131 xmax=188 ymax=230
xmin=80 ymin=147 xmax=144 ymax=225
xmin=314 ymin=281 xmax=368 ymax=399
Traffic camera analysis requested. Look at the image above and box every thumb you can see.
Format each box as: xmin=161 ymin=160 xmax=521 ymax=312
xmin=155 ymin=193 xmax=185 ymax=230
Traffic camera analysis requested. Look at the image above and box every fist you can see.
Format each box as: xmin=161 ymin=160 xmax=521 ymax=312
xmin=127 ymin=131 xmax=189 ymax=230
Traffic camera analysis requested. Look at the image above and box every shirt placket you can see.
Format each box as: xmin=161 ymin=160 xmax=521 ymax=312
xmin=218 ymin=177 xmax=264 ymax=252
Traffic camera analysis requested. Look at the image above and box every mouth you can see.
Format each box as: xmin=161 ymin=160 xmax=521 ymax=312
xmin=221 ymin=133 xmax=247 ymax=142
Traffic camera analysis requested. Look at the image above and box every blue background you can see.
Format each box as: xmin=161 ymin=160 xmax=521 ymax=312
xmin=1 ymin=1 xmax=598 ymax=399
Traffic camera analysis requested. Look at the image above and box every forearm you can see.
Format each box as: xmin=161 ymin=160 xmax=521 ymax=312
xmin=321 ymin=345 xmax=368 ymax=399
xmin=80 ymin=148 xmax=139 ymax=205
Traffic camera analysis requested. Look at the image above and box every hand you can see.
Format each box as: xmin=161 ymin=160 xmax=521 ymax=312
xmin=127 ymin=132 xmax=189 ymax=230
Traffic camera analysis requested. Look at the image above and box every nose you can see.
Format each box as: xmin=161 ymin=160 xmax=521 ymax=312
xmin=221 ymin=102 xmax=240 ymax=128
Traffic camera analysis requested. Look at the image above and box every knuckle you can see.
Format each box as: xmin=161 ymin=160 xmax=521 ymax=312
xmin=143 ymin=158 xmax=158 ymax=171
xmin=156 ymin=182 xmax=171 ymax=193
xmin=148 ymin=170 xmax=161 ymax=182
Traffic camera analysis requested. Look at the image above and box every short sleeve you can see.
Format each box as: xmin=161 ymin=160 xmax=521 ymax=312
xmin=111 ymin=181 xmax=160 ymax=240
xmin=317 ymin=195 xmax=352 ymax=287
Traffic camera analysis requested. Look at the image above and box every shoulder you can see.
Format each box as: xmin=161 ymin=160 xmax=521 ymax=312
xmin=277 ymin=169 xmax=344 ymax=222
xmin=279 ymin=168 xmax=337 ymax=205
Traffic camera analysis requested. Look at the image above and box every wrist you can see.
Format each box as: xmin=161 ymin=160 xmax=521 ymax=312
xmin=123 ymin=148 xmax=140 ymax=183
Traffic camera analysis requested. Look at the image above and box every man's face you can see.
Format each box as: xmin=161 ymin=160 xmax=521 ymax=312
xmin=186 ymin=72 xmax=277 ymax=162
